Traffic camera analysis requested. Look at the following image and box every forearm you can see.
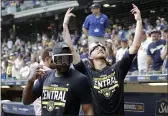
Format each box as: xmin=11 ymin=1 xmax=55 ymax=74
xmin=22 ymin=80 xmax=36 ymax=105
xmin=129 ymin=20 xmax=142 ymax=54
xmin=63 ymin=24 xmax=73 ymax=48
xmin=146 ymin=57 xmax=152 ymax=71
xmin=63 ymin=24 xmax=80 ymax=65
xmin=105 ymin=28 xmax=108 ymax=33
xmin=82 ymin=28 xmax=88 ymax=37
xmin=161 ymin=51 xmax=167 ymax=60
xmin=82 ymin=104 xmax=94 ymax=116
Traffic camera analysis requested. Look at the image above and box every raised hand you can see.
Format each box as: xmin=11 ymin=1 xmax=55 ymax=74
xmin=28 ymin=66 xmax=45 ymax=82
xmin=63 ymin=8 xmax=76 ymax=25
xmin=131 ymin=4 xmax=142 ymax=21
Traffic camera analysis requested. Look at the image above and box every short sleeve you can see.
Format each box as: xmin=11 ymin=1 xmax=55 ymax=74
xmin=78 ymin=77 xmax=92 ymax=104
xmin=74 ymin=60 xmax=90 ymax=77
xmin=147 ymin=44 xmax=152 ymax=56
xmin=32 ymin=79 xmax=43 ymax=98
xmin=104 ymin=16 xmax=109 ymax=28
xmin=83 ymin=16 xmax=90 ymax=29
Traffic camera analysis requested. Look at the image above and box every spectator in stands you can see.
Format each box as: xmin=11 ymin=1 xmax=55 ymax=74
xmin=147 ymin=29 xmax=166 ymax=73
xmin=161 ymin=35 xmax=168 ymax=73
xmin=6 ymin=61 xmax=12 ymax=79
xmin=19 ymin=59 xmax=30 ymax=79
xmin=7 ymin=38 xmax=13 ymax=51
xmin=116 ymin=39 xmax=128 ymax=62
xmin=161 ymin=29 xmax=168 ymax=40
xmin=14 ymin=36 xmax=21 ymax=46
xmin=80 ymin=40 xmax=89 ymax=66
xmin=128 ymin=33 xmax=138 ymax=74
xmin=12 ymin=54 xmax=23 ymax=79
xmin=105 ymin=39 xmax=116 ymax=65
xmin=112 ymin=35 xmax=121 ymax=56
xmin=118 ymin=25 xmax=126 ymax=40
xmin=37 ymin=33 xmax=41 ymax=42
xmin=138 ymin=30 xmax=151 ymax=74
xmin=1 ymin=58 xmax=8 ymax=79
xmin=82 ymin=3 xmax=109 ymax=45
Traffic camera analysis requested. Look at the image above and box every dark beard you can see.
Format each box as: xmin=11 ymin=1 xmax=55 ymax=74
xmin=56 ymin=65 xmax=70 ymax=74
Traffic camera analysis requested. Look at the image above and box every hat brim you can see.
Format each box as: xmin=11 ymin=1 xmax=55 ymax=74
xmin=90 ymin=6 xmax=101 ymax=9
xmin=89 ymin=42 xmax=105 ymax=55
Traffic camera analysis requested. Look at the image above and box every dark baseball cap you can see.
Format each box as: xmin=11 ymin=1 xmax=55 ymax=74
xmin=52 ymin=41 xmax=72 ymax=55
xmin=121 ymin=38 xmax=128 ymax=42
xmin=90 ymin=3 xmax=101 ymax=9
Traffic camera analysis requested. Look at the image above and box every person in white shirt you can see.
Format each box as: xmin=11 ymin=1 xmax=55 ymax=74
xmin=12 ymin=54 xmax=23 ymax=79
xmin=32 ymin=48 xmax=56 ymax=116
xmin=20 ymin=60 xmax=30 ymax=79
xmin=137 ymin=30 xmax=151 ymax=74
xmin=7 ymin=39 xmax=13 ymax=50
xmin=116 ymin=39 xmax=128 ymax=62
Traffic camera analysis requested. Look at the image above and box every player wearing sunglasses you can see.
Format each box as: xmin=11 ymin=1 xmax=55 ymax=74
xmin=63 ymin=5 xmax=142 ymax=115
xmin=22 ymin=42 xmax=93 ymax=115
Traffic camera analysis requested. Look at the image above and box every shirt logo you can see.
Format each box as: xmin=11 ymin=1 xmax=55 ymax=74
xmin=47 ymin=101 xmax=55 ymax=112
xmin=150 ymin=45 xmax=164 ymax=54
xmin=93 ymin=72 xmax=119 ymax=98
xmin=42 ymin=86 xmax=69 ymax=112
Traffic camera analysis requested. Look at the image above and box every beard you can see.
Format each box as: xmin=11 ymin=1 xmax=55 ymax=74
xmin=56 ymin=64 xmax=70 ymax=74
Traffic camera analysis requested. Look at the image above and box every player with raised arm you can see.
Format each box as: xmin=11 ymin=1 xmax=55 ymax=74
xmin=63 ymin=4 xmax=142 ymax=115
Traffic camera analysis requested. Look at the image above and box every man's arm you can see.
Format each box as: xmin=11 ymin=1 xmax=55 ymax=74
xmin=78 ymin=76 xmax=94 ymax=115
xmin=129 ymin=4 xmax=142 ymax=54
xmin=22 ymin=80 xmax=38 ymax=105
xmin=82 ymin=28 xmax=88 ymax=37
xmin=63 ymin=8 xmax=81 ymax=65
xmin=104 ymin=16 xmax=109 ymax=33
xmin=161 ymin=47 xmax=167 ymax=60
xmin=114 ymin=4 xmax=142 ymax=79
xmin=82 ymin=104 xmax=94 ymax=116
xmin=22 ymin=68 xmax=44 ymax=105
xmin=146 ymin=56 xmax=152 ymax=72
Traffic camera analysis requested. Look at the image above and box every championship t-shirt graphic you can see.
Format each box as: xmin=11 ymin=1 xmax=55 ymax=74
xmin=93 ymin=72 xmax=119 ymax=98
xmin=41 ymin=83 xmax=69 ymax=115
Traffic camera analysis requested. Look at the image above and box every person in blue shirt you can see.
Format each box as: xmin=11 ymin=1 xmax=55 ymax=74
xmin=161 ymin=36 xmax=168 ymax=73
xmin=147 ymin=29 xmax=166 ymax=73
xmin=82 ymin=3 xmax=109 ymax=45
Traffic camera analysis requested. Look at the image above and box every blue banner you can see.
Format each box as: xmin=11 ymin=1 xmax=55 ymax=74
xmin=2 ymin=93 xmax=168 ymax=116
xmin=2 ymin=102 xmax=35 ymax=115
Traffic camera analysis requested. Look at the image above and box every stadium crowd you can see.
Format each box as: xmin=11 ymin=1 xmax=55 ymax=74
xmin=1 ymin=0 xmax=66 ymax=14
xmin=1 ymin=16 xmax=168 ymax=80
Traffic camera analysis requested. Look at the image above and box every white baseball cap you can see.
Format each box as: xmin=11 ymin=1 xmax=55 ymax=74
xmin=89 ymin=42 xmax=105 ymax=56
